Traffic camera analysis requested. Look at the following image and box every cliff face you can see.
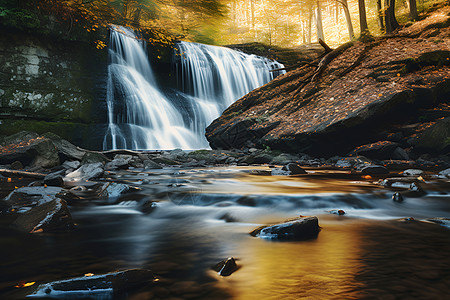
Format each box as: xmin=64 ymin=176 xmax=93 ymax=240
xmin=0 ymin=28 xmax=108 ymax=149
xmin=206 ymin=6 xmax=450 ymax=157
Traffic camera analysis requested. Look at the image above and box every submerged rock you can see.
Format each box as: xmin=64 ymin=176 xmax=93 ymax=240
xmin=212 ymin=257 xmax=239 ymax=276
xmin=329 ymin=209 xmax=346 ymax=215
xmin=12 ymin=199 xmax=73 ymax=233
xmin=28 ymin=269 xmax=154 ymax=298
xmin=360 ymin=165 xmax=389 ymax=175
xmin=392 ymin=192 xmax=404 ymax=203
xmin=250 ymin=216 xmax=320 ymax=240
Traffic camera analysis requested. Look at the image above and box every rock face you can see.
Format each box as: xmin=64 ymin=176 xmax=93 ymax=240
xmin=206 ymin=8 xmax=450 ymax=156
xmin=28 ymin=269 xmax=154 ymax=298
xmin=250 ymin=216 xmax=320 ymax=240
xmin=0 ymin=28 xmax=107 ymax=149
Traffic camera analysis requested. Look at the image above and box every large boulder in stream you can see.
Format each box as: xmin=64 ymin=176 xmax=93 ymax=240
xmin=28 ymin=269 xmax=154 ymax=298
xmin=206 ymin=9 xmax=450 ymax=156
xmin=250 ymin=216 xmax=320 ymax=240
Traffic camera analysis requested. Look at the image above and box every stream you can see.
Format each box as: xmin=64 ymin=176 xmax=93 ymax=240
xmin=1 ymin=166 xmax=449 ymax=299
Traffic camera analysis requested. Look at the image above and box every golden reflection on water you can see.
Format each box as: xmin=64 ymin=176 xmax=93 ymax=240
xmin=217 ymin=219 xmax=364 ymax=299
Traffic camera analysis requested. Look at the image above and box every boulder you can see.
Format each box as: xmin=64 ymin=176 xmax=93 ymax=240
xmin=282 ymin=163 xmax=307 ymax=175
xmin=439 ymin=168 xmax=450 ymax=178
xmin=81 ymin=152 xmax=110 ymax=165
xmin=105 ymin=156 xmax=131 ymax=170
xmin=250 ymin=216 xmax=320 ymax=240
xmin=43 ymin=171 xmax=65 ymax=187
xmin=99 ymin=182 xmax=130 ymax=199
xmin=360 ymin=165 xmax=389 ymax=175
xmin=28 ymin=269 xmax=154 ymax=298
xmin=62 ymin=160 xmax=81 ymax=170
xmin=270 ymin=153 xmax=300 ymax=165
xmin=42 ymin=132 xmax=86 ymax=160
xmin=12 ymin=199 xmax=73 ymax=233
xmin=64 ymin=162 xmax=104 ymax=182
xmin=350 ymin=141 xmax=401 ymax=160
xmin=0 ymin=132 xmax=59 ymax=168
xmin=143 ymin=159 xmax=163 ymax=169
xmin=403 ymin=169 xmax=424 ymax=176
xmin=10 ymin=161 xmax=23 ymax=170
xmin=212 ymin=257 xmax=239 ymax=276
xmin=392 ymin=192 xmax=404 ymax=203
xmin=412 ymin=117 xmax=450 ymax=153
xmin=4 ymin=186 xmax=64 ymax=210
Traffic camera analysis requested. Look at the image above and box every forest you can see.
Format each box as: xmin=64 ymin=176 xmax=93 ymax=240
xmin=0 ymin=0 xmax=429 ymax=46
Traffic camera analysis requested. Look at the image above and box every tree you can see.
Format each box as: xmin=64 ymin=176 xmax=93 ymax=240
xmin=337 ymin=0 xmax=354 ymax=40
xmin=316 ymin=0 xmax=324 ymax=41
xmin=358 ymin=0 xmax=368 ymax=35
xmin=376 ymin=0 xmax=384 ymax=32
xmin=384 ymin=0 xmax=399 ymax=34
xmin=408 ymin=0 xmax=419 ymax=21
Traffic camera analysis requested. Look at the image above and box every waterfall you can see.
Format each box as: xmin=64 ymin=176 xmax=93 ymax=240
xmin=103 ymin=26 xmax=285 ymax=150
xmin=174 ymin=41 xmax=285 ymax=112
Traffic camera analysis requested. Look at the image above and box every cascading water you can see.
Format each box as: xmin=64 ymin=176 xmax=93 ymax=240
xmin=174 ymin=41 xmax=285 ymax=111
xmin=103 ymin=26 xmax=203 ymax=150
xmin=103 ymin=26 xmax=285 ymax=150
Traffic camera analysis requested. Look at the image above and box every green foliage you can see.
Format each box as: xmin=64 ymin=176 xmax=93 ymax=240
xmin=0 ymin=3 xmax=40 ymax=30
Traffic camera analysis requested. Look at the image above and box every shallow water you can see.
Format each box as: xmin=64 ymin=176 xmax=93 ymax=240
xmin=1 ymin=167 xmax=449 ymax=299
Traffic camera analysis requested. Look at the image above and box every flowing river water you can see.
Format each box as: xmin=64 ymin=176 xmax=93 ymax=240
xmin=1 ymin=166 xmax=449 ymax=299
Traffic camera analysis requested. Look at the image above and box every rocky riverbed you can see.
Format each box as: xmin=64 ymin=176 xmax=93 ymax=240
xmin=1 ymin=131 xmax=449 ymax=299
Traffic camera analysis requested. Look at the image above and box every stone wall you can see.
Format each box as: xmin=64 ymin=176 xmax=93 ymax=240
xmin=0 ymin=28 xmax=108 ymax=149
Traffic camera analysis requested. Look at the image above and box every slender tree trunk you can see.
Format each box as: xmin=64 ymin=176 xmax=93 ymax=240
xmin=316 ymin=1 xmax=324 ymax=42
xmin=358 ymin=0 xmax=369 ymax=34
xmin=251 ymin=0 xmax=255 ymax=31
xmin=307 ymin=5 xmax=313 ymax=44
xmin=376 ymin=0 xmax=384 ymax=31
xmin=340 ymin=0 xmax=355 ymax=40
xmin=385 ymin=0 xmax=399 ymax=34
xmin=409 ymin=0 xmax=419 ymax=20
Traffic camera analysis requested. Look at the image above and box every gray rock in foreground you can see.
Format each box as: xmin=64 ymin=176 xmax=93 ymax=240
xmin=250 ymin=216 xmax=320 ymax=240
xmin=28 ymin=269 xmax=154 ymax=298
xmin=12 ymin=199 xmax=73 ymax=233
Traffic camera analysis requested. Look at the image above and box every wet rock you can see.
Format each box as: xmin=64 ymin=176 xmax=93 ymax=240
xmin=212 ymin=257 xmax=238 ymax=276
xmin=4 ymin=186 xmax=64 ymax=210
xmin=350 ymin=141 xmax=400 ymax=160
xmin=42 ymin=132 xmax=86 ymax=161
xmin=236 ymin=196 xmax=256 ymax=206
xmin=439 ymin=168 xmax=450 ymax=178
xmin=219 ymin=213 xmax=238 ymax=222
xmin=399 ymin=217 xmax=416 ymax=222
xmin=403 ymin=169 xmax=424 ymax=176
xmin=329 ymin=209 xmax=346 ymax=215
xmin=403 ymin=182 xmax=427 ymax=197
xmin=64 ymin=162 xmax=104 ymax=182
xmin=43 ymin=171 xmax=65 ymax=187
xmin=153 ymin=157 xmax=180 ymax=165
xmin=10 ymin=161 xmax=23 ymax=170
xmin=270 ymin=153 xmax=300 ymax=165
xmin=381 ymin=177 xmax=421 ymax=187
xmin=81 ymin=152 xmax=110 ymax=165
xmin=425 ymin=217 xmax=450 ymax=228
xmin=250 ymin=216 xmax=320 ymax=240
xmin=139 ymin=200 xmax=158 ymax=214
xmin=270 ymin=168 xmax=291 ymax=176
xmin=105 ymin=155 xmax=132 ymax=170
xmin=62 ymin=160 xmax=81 ymax=170
xmin=249 ymin=169 xmax=272 ymax=176
xmin=143 ymin=159 xmax=163 ymax=169
xmin=360 ymin=165 xmax=389 ymax=175
xmin=392 ymin=192 xmax=404 ymax=203
xmin=28 ymin=269 xmax=154 ymax=298
xmin=100 ymin=182 xmax=130 ymax=198
xmin=282 ymin=163 xmax=307 ymax=175
xmin=12 ymin=199 xmax=73 ymax=233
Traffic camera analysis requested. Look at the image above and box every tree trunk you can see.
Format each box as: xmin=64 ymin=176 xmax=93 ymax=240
xmin=307 ymin=5 xmax=313 ymax=44
xmin=251 ymin=0 xmax=255 ymax=31
xmin=409 ymin=0 xmax=419 ymax=21
xmin=316 ymin=1 xmax=324 ymax=42
xmin=385 ymin=0 xmax=399 ymax=34
xmin=376 ymin=0 xmax=384 ymax=31
xmin=358 ymin=0 xmax=369 ymax=34
xmin=340 ymin=0 xmax=355 ymax=40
